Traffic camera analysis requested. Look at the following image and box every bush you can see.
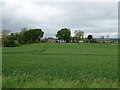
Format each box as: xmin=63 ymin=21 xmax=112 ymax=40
xmin=2 ymin=37 xmax=19 ymax=47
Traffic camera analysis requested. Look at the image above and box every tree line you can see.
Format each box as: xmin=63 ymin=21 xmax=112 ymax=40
xmin=56 ymin=28 xmax=95 ymax=43
xmin=1 ymin=28 xmax=44 ymax=47
xmin=1 ymin=27 xmax=95 ymax=47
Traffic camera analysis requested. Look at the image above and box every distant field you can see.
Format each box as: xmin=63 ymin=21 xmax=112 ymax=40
xmin=2 ymin=43 xmax=118 ymax=88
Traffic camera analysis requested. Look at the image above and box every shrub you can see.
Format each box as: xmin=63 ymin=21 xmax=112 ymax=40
xmin=2 ymin=36 xmax=19 ymax=47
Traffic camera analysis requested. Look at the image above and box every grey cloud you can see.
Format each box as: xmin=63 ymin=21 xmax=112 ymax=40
xmin=1 ymin=1 xmax=118 ymax=38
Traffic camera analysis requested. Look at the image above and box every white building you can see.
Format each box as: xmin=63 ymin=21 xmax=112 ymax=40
xmin=56 ymin=40 xmax=66 ymax=43
xmin=78 ymin=40 xmax=84 ymax=43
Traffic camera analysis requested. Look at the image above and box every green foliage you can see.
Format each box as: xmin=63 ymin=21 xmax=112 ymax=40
xmin=1 ymin=30 xmax=11 ymax=38
xmin=18 ymin=28 xmax=44 ymax=44
xmin=2 ymin=43 xmax=118 ymax=88
xmin=71 ymin=37 xmax=75 ymax=43
xmin=41 ymin=38 xmax=49 ymax=43
xmin=2 ymin=28 xmax=44 ymax=47
xmin=87 ymin=35 xmax=93 ymax=40
xmin=74 ymin=30 xmax=84 ymax=39
xmin=56 ymin=28 xmax=71 ymax=42
xmin=29 ymin=29 xmax=44 ymax=43
xmin=2 ymin=34 xmax=19 ymax=47
xmin=21 ymin=27 xmax=28 ymax=32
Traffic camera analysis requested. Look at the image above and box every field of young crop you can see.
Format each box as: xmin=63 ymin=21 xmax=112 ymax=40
xmin=2 ymin=43 xmax=118 ymax=88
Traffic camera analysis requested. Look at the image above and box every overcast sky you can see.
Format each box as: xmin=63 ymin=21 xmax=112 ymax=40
xmin=1 ymin=0 xmax=118 ymax=38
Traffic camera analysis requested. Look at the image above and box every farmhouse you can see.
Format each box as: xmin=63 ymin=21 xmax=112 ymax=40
xmin=48 ymin=38 xmax=56 ymax=43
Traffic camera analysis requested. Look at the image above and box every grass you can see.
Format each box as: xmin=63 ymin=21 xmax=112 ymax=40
xmin=2 ymin=43 xmax=118 ymax=88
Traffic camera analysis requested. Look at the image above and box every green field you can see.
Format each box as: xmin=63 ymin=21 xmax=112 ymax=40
xmin=2 ymin=43 xmax=118 ymax=88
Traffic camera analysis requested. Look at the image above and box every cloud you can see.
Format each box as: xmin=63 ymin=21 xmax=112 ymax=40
xmin=1 ymin=0 xmax=118 ymax=38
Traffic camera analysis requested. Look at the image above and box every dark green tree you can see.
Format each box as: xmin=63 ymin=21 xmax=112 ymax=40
xmin=18 ymin=28 xmax=44 ymax=44
xmin=2 ymin=33 xmax=19 ymax=47
xmin=87 ymin=35 xmax=93 ymax=40
xmin=2 ymin=28 xmax=44 ymax=47
xmin=28 ymin=29 xmax=44 ymax=43
xmin=56 ymin=28 xmax=71 ymax=42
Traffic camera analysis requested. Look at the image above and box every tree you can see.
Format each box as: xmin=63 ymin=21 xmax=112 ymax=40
xmin=100 ymin=36 xmax=104 ymax=39
xmin=87 ymin=35 xmax=93 ymax=40
xmin=1 ymin=29 xmax=11 ymax=38
xmin=107 ymin=35 xmax=109 ymax=39
xmin=74 ymin=30 xmax=84 ymax=43
xmin=28 ymin=29 xmax=44 ymax=43
xmin=2 ymin=30 xmax=11 ymax=46
xmin=21 ymin=27 xmax=28 ymax=32
xmin=18 ymin=28 xmax=44 ymax=44
xmin=71 ymin=37 xmax=75 ymax=43
xmin=1 ymin=28 xmax=44 ymax=47
xmin=74 ymin=30 xmax=84 ymax=39
xmin=14 ymin=32 xmax=20 ymax=41
xmin=56 ymin=28 xmax=71 ymax=42
xmin=2 ymin=33 xmax=19 ymax=47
